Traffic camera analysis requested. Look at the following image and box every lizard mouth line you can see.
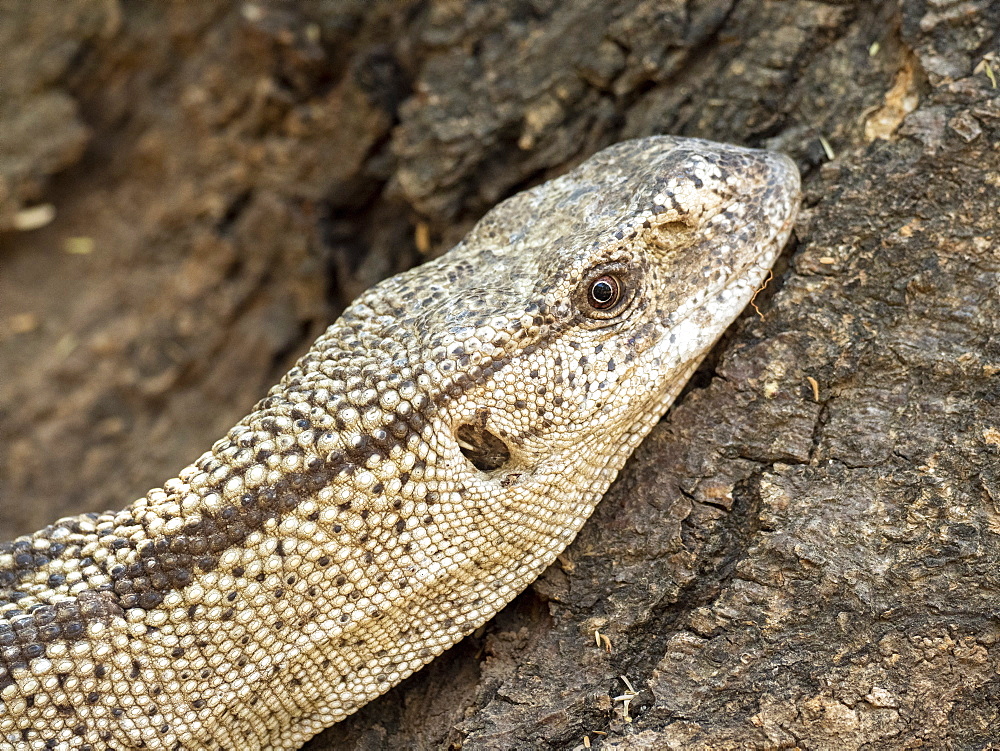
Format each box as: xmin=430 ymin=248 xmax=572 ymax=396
xmin=659 ymin=237 xmax=784 ymax=341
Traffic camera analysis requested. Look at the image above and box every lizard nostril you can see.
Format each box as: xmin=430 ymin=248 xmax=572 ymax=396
xmin=456 ymin=424 xmax=511 ymax=472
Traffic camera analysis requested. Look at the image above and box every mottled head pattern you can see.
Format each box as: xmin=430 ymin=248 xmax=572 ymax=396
xmin=0 ymin=137 xmax=799 ymax=749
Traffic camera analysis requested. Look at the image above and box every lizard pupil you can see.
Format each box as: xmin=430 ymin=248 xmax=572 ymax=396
xmin=588 ymin=276 xmax=620 ymax=309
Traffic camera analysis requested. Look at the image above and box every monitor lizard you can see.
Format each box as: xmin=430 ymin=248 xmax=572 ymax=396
xmin=0 ymin=136 xmax=800 ymax=749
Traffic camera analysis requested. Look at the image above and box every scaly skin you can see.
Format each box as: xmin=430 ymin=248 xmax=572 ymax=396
xmin=0 ymin=137 xmax=799 ymax=749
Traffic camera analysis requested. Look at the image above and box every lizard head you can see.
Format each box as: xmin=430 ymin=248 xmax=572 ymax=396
xmin=383 ymin=139 xmax=795 ymax=471
xmin=323 ymin=136 xmax=800 ymax=559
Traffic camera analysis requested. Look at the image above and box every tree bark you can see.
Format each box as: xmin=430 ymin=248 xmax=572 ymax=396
xmin=1 ymin=1 xmax=998 ymax=748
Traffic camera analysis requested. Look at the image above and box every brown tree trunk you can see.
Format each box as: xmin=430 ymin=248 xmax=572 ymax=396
xmin=1 ymin=1 xmax=997 ymax=748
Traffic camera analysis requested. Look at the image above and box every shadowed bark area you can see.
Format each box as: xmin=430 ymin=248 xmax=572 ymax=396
xmin=1 ymin=1 xmax=998 ymax=749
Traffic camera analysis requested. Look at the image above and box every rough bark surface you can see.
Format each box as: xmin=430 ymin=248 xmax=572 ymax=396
xmin=1 ymin=1 xmax=997 ymax=749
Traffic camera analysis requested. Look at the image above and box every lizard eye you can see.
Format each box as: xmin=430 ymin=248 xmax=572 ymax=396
xmin=587 ymin=275 xmax=622 ymax=310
